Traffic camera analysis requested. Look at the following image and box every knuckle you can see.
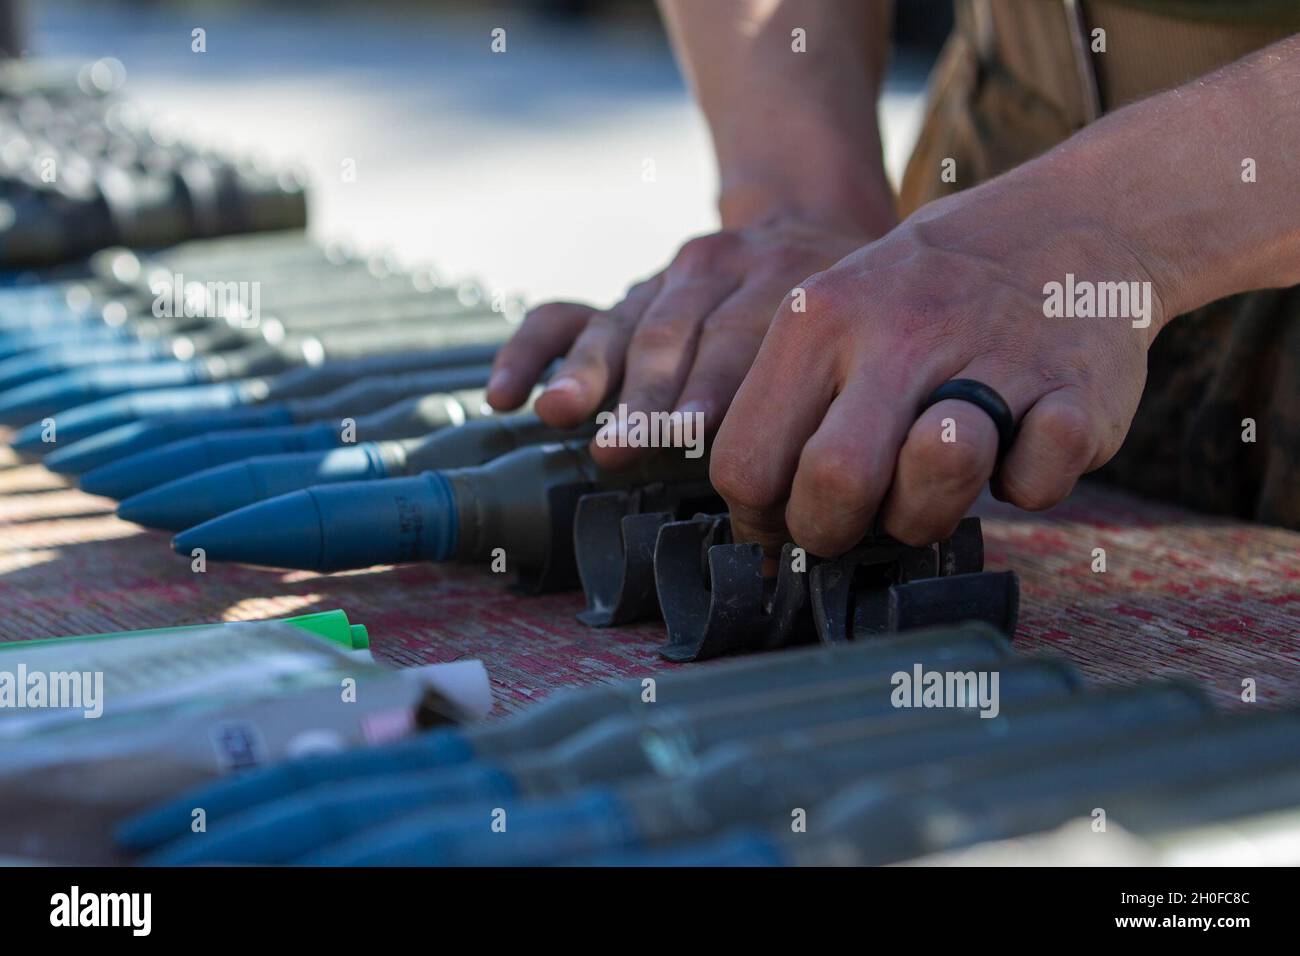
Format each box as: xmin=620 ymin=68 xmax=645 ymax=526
xmin=671 ymin=233 xmax=737 ymax=275
xmin=588 ymin=306 xmax=630 ymax=333
xmin=629 ymin=316 xmax=692 ymax=353
xmin=701 ymin=304 xmax=762 ymax=338
xmin=623 ymin=277 xmax=658 ymax=300
xmin=908 ymin=422 xmax=990 ymax=484
xmin=1033 ymin=398 xmax=1098 ymax=472
xmin=798 ymin=445 xmax=877 ymax=509
xmin=710 ymin=450 xmax=780 ymax=515
xmin=796 ymin=270 xmax=854 ymax=319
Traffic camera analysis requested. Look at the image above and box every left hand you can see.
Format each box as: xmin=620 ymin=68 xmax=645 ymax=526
xmin=485 ymin=217 xmax=885 ymax=468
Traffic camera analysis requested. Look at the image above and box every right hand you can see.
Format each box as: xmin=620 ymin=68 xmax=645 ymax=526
xmin=485 ymin=218 xmax=884 ymax=468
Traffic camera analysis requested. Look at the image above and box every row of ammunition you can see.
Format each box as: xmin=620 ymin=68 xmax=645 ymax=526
xmin=0 ymin=58 xmax=307 ymax=266
xmin=108 ymin=623 xmax=1300 ymax=865
xmin=2 ymin=229 xmax=1018 ymax=657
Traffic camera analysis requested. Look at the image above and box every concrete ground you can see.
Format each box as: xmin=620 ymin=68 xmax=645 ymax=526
xmin=31 ymin=0 xmax=929 ymax=306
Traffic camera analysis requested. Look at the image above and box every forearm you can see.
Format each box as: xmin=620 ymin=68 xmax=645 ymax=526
xmin=658 ymin=0 xmax=896 ymax=233
xmin=1019 ymin=34 xmax=1300 ymax=331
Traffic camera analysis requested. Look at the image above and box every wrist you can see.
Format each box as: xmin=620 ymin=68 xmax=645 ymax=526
xmin=711 ymin=88 xmax=896 ymax=237
xmin=718 ymin=161 xmax=897 ymax=237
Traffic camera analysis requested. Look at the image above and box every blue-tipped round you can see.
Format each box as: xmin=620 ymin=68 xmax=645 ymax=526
xmin=0 ymin=310 xmax=98 ymax=335
xmin=15 ymin=382 xmax=252 ymax=451
xmin=140 ymin=765 xmax=516 ymax=866
xmin=115 ymin=730 xmax=479 ymax=853
xmin=171 ymin=471 xmax=459 ymax=571
xmin=0 ymin=340 xmax=41 ymax=363
xmin=0 ymin=354 xmax=67 ymax=392
xmin=118 ymin=444 xmax=393 ymax=531
xmin=0 ymin=324 xmax=127 ymax=359
xmin=0 ymin=361 xmax=203 ymax=425
xmin=0 ymin=340 xmax=163 ymax=391
xmin=79 ymin=421 xmax=339 ymax=497
xmin=47 ymin=405 xmax=296 ymax=479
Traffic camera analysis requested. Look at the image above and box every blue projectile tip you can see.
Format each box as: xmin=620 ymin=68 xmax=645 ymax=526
xmin=13 ymin=396 xmax=150 ymax=454
xmin=116 ymin=731 xmax=479 ymax=854
xmin=118 ymin=462 xmax=262 ymax=530
xmin=9 ymin=419 xmax=55 ymax=455
xmin=0 ymin=324 xmax=125 ymax=355
xmin=171 ymin=472 xmax=459 ymax=571
xmin=0 ymin=375 xmax=88 ymax=426
xmin=0 ymin=355 xmax=60 ymax=392
xmin=79 ymin=440 xmax=219 ymax=500
xmin=37 ymin=381 xmax=251 ymax=450
xmin=80 ymin=420 xmax=335 ymax=499
xmin=0 ymin=362 xmax=201 ymax=425
xmin=50 ymin=404 xmax=295 ymax=482
xmin=0 ymin=340 xmax=160 ymax=392
xmin=46 ymin=422 xmax=182 ymax=478
xmin=171 ymin=487 xmax=327 ymax=568
xmin=117 ymin=444 xmax=393 ymax=531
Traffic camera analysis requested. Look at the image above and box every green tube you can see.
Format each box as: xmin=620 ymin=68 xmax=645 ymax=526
xmin=0 ymin=608 xmax=368 ymax=651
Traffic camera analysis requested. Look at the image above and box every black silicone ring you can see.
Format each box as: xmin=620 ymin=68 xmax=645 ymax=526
xmin=920 ymin=379 xmax=1017 ymax=462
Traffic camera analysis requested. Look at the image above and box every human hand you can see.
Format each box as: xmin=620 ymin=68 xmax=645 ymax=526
xmin=485 ymin=217 xmax=886 ymax=468
xmin=710 ymin=165 xmax=1169 ymax=555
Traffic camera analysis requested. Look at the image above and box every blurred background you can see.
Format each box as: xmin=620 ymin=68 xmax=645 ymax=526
xmin=17 ymin=0 xmax=944 ymax=306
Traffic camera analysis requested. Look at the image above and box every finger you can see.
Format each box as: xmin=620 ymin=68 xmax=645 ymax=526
xmin=486 ymin=301 xmax=593 ymax=410
xmin=534 ymin=276 xmax=661 ymax=428
xmin=783 ymin=362 xmax=928 ymax=557
xmin=591 ymin=275 xmax=738 ymax=469
xmin=879 ymin=399 xmax=999 ymax=546
xmin=710 ymin=291 xmax=847 ymax=554
xmin=992 ymin=386 xmax=1099 ymax=510
xmin=673 ymin=277 xmax=793 ymax=437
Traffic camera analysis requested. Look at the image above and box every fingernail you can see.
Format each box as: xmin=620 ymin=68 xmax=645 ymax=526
xmin=487 ymin=368 xmax=512 ymax=393
xmin=544 ymin=376 xmax=583 ymax=399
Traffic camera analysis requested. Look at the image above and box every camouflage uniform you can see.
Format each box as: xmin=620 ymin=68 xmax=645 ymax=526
xmin=900 ymin=0 xmax=1300 ymax=527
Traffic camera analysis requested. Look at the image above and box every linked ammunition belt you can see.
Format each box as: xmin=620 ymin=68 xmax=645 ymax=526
xmin=575 ymin=494 xmax=1018 ymax=660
